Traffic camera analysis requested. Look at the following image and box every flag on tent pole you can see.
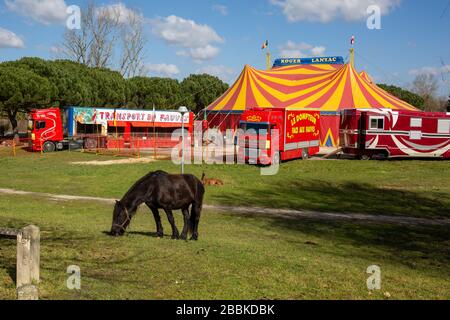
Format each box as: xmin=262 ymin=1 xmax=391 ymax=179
xmin=350 ymin=36 xmax=355 ymax=45
xmin=262 ymin=40 xmax=269 ymax=50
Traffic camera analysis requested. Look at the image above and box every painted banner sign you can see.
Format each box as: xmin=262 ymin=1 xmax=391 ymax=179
xmin=285 ymin=111 xmax=320 ymax=144
xmin=71 ymin=107 xmax=190 ymax=125
xmin=273 ymin=56 xmax=344 ymax=68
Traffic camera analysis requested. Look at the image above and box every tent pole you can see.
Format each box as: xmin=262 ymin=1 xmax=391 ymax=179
xmin=350 ymin=48 xmax=355 ymax=67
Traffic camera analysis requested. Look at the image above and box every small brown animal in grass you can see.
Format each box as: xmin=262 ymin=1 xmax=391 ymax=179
xmin=201 ymin=172 xmax=224 ymax=186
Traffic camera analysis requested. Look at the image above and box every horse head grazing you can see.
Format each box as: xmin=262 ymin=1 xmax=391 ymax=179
xmin=110 ymin=200 xmax=132 ymax=236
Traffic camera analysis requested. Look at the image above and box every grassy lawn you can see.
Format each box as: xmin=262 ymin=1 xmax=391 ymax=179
xmin=0 ymin=147 xmax=449 ymax=300
xmin=0 ymin=194 xmax=449 ymax=300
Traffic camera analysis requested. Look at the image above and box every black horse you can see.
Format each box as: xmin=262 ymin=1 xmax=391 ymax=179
xmin=110 ymin=171 xmax=205 ymax=240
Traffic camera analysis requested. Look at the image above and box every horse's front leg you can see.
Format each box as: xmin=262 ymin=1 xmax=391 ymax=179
xmin=164 ymin=209 xmax=180 ymax=239
xmin=180 ymin=207 xmax=190 ymax=240
xmin=147 ymin=203 xmax=164 ymax=237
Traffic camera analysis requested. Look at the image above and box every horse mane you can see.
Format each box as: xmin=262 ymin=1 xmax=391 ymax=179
xmin=121 ymin=170 xmax=168 ymax=204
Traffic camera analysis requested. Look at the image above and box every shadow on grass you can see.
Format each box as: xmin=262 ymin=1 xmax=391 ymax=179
xmin=221 ymin=210 xmax=450 ymax=275
xmin=213 ymin=180 xmax=450 ymax=219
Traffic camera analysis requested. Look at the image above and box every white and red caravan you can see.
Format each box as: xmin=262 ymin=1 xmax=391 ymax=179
xmin=340 ymin=109 xmax=450 ymax=159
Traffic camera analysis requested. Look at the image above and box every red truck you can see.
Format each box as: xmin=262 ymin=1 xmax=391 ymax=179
xmin=340 ymin=109 xmax=450 ymax=159
xmin=28 ymin=108 xmax=66 ymax=152
xmin=238 ymin=108 xmax=321 ymax=164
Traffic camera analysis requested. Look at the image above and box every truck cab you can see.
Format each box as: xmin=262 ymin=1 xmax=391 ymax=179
xmin=239 ymin=108 xmax=282 ymax=165
xmin=28 ymin=108 xmax=64 ymax=152
xmin=239 ymin=108 xmax=320 ymax=164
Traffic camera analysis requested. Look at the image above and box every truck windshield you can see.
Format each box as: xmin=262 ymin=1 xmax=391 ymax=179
xmin=243 ymin=123 xmax=269 ymax=135
xmin=28 ymin=120 xmax=34 ymax=131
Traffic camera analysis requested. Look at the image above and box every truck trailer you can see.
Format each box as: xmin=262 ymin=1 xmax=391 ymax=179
xmin=238 ymin=108 xmax=321 ymax=164
xmin=340 ymin=109 xmax=450 ymax=159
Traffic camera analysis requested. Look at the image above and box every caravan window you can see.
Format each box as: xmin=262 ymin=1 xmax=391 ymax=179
xmin=369 ymin=117 xmax=384 ymax=130
xmin=410 ymin=118 xmax=422 ymax=128
xmin=438 ymin=119 xmax=450 ymax=134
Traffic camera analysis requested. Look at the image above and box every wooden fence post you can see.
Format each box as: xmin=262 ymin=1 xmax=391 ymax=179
xmin=16 ymin=225 xmax=40 ymax=300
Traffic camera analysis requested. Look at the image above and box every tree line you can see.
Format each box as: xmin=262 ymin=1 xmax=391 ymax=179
xmin=379 ymin=73 xmax=449 ymax=112
xmin=0 ymin=57 xmax=229 ymax=134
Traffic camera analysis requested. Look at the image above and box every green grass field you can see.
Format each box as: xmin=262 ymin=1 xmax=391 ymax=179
xmin=0 ymin=147 xmax=449 ymax=300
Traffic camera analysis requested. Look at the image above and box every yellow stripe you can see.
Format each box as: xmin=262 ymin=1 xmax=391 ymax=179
xmin=321 ymin=67 xmax=349 ymax=111
xmin=234 ymin=70 xmax=249 ymax=110
xmin=212 ymin=71 xmax=245 ymax=110
xmin=351 ymin=67 xmax=371 ymax=108
xmin=248 ymin=73 xmax=273 ymax=108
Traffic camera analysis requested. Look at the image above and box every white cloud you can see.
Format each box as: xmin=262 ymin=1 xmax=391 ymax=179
xmin=311 ymin=46 xmax=326 ymax=56
xmin=271 ymin=0 xmax=401 ymax=22
xmin=151 ymin=15 xmax=224 ymax=61
xmin=5 ymin=0 xmax=69 ymax=25
xmin=144 ymin=63 xmax=180 ymax=77
xmin=409 ymin=65 xmax=450 ymax=76
xmin=212 ymin=4 xmax=228 ymax=16
xmin=0 ymin=27 xmax=25 ymax=48
xmin=196 ymin=65 xmax=235 ymax=82
xmin=50 ymin=45 xmax=64 ymax=55
xmin=96 ymin=2 xmax=142 ymax=25
xmin=278 ymin=41 xmax=326 ymax=58
xmin=190 ymin=45 xmax=220 ymax=61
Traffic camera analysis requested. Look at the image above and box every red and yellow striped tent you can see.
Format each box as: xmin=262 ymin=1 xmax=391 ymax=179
xmin=206 ymin=63 xmax=417 ymax=146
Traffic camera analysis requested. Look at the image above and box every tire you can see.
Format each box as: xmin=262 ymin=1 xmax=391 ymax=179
xmin=272 ymin=152 xmax=280 ymax=165
xmin=84 ymin=138 xmax=97 ymax=150
xmin=359 ymin=154 xmax=371 ymax=161
xmin=302 ymin=148 xmax=309 ymax=160
xmin=42 ymin=141 xmax=56 ymax=153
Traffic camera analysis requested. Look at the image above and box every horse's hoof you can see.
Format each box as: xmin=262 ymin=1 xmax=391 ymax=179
xmin=156 ymin=232 xmax=164 ymax=238
xmin=180 ymin=235 xmax=187 ymax=241
xmin=171 ymin=235 xmax=179 ymax=240
xmin=190 ymin=235 xmax=198 ymax=241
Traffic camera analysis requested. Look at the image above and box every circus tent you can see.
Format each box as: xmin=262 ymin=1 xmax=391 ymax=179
xmin=206 ymin=62 xmax=418 ymax=147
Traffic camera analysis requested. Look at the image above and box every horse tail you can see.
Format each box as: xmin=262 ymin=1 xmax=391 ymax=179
xmin=190 ymin=179 xmax=205 ymax=236
xmin=201 ymin=172 xmax=206 ymax=185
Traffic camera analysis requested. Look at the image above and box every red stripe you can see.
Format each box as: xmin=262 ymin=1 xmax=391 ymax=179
xmin=221 ymin=71 xmax=247 ymax=111
xmin=353 ymin=71 xmax=385 ymax=108
xmin=338 ymin=67 xmax=355 ymax=108
xmin=245 ymin=74 xmax=258 ymax=108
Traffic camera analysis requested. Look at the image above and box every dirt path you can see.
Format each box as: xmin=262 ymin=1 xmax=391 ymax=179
xmin=71 ymin=157 xmax=156 ymax=166
xmin=1 ymin=188 xmax=449 ymax=227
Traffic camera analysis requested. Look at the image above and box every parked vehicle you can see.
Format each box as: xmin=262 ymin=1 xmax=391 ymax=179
xmin=28 ymin=107 xmax=193 ymax=153
xmin=340 ymin=109 xmax=450 ymax=159
xmin=238 ymin=107 xmax=320 ymax=164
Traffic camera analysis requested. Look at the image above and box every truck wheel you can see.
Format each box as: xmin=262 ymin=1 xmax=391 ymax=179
xmin=273 ymin=152 xmax=280 ymax=165
xmin=359 ymin=154 xmax=371 ymax=161
xmin=84 ymin=138 xmax=97 ymax=150
xmin=302 ymin=148 xmax=309 ymax=160
xmin=42 ymin=141 xmax=56 ymax=153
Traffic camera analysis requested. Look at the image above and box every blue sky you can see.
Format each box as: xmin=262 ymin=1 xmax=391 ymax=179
xmin=0 ymin=0 xmax=449 ymax=95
